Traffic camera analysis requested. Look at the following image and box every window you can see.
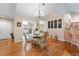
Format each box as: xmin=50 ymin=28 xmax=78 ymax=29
xmin=58 ymin=19 xmax=62 ymax=28
xmin=48 ymin=19 xmax=62 ymax=29
xmin=48 ymin=21 xmax=50 ymax=28
xmin=54 ymin=20 xmax=57 ymax=28
xmin=51 ymin=21 xmax=53 ymax=28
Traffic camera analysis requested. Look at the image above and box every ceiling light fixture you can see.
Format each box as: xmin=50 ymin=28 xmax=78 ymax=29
xmin=0 ymin=16 xmax=4 ymax=18
xmin=35 ymin=3 xmax=45 ymax=19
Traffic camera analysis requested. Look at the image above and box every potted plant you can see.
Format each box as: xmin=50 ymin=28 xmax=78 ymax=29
xmin=55 ymin=35 xmax=58 ymax=42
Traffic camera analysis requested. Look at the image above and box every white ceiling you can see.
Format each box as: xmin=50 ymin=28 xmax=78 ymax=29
xmin=15 ymin=3 xmax=49 ymax=19
xmin=0 ymin=3 xmax=16 ymax=20
xmin=0 ymin=3 xmax=79 ymax=19
xmin=15 ymin=3 xmax=79 ymax=19
xmin=66 ymin=3 xmax=79 ymax=13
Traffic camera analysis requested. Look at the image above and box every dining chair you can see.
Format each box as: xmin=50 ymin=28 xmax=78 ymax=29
xmin=38 ymin=32 xmax=49 ymax=51
xmin=23 ymin=32 xmax=32 ymax=52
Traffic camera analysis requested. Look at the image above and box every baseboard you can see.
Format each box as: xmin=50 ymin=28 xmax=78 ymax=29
xmin=14 ymin=39 xmax=22 ymax=43
xmin=58 ymin=39 xmax=65 ymax=41
xmin=0 ymin=38 xmax=11 ymax=41
xmin=0 ymin=39 xmax=7 ymax=41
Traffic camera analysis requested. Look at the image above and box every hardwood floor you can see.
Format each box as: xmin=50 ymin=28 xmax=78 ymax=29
xmin=0 ymin=38 xmax=79 ymax=56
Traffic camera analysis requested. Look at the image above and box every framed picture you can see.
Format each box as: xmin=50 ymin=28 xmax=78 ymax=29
xmin=54 ymin=20 xmax=57 ymax=28
xmin=17 ymin=22 xmax=21 ymax=27
xmin=58 ymin=19 xmax=62 ymax=28
xmin=48 ymin=21 xmax=50 ymax=28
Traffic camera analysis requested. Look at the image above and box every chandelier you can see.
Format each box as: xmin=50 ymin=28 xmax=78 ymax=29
xmin=35 ymin=3 xmax=45 ymax=19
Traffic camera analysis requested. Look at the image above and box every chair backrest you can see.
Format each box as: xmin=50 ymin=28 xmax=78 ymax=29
xmin=44 ymin=32 xmax=49 ymax=39
xmin=23 ymin=32 xmax=28 ymax=41
xmin=42 ymin=32 xmax=49 ymax=42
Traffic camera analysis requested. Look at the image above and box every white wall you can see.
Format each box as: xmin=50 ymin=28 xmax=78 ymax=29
xmin=71 ymin=13 xmax=79 ymax=22
xmin=0 ymin=19 xmax=13 ymax=39
xmin=45 ymin=11 xmax=65 ymax=41
xmin=44 ymin=3 xmax=70 ymax=41
xmin=13 ymin=17 xmax=23 ymax=42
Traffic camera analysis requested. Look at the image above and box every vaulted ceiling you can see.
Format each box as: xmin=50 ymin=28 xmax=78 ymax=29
xmin=15 ymin=3 xmax=79 ymax=19
xmin=66 ymin=3 xmax=79 ymax=13
xmin=0 ymin=3 xmax=79 ymax=20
